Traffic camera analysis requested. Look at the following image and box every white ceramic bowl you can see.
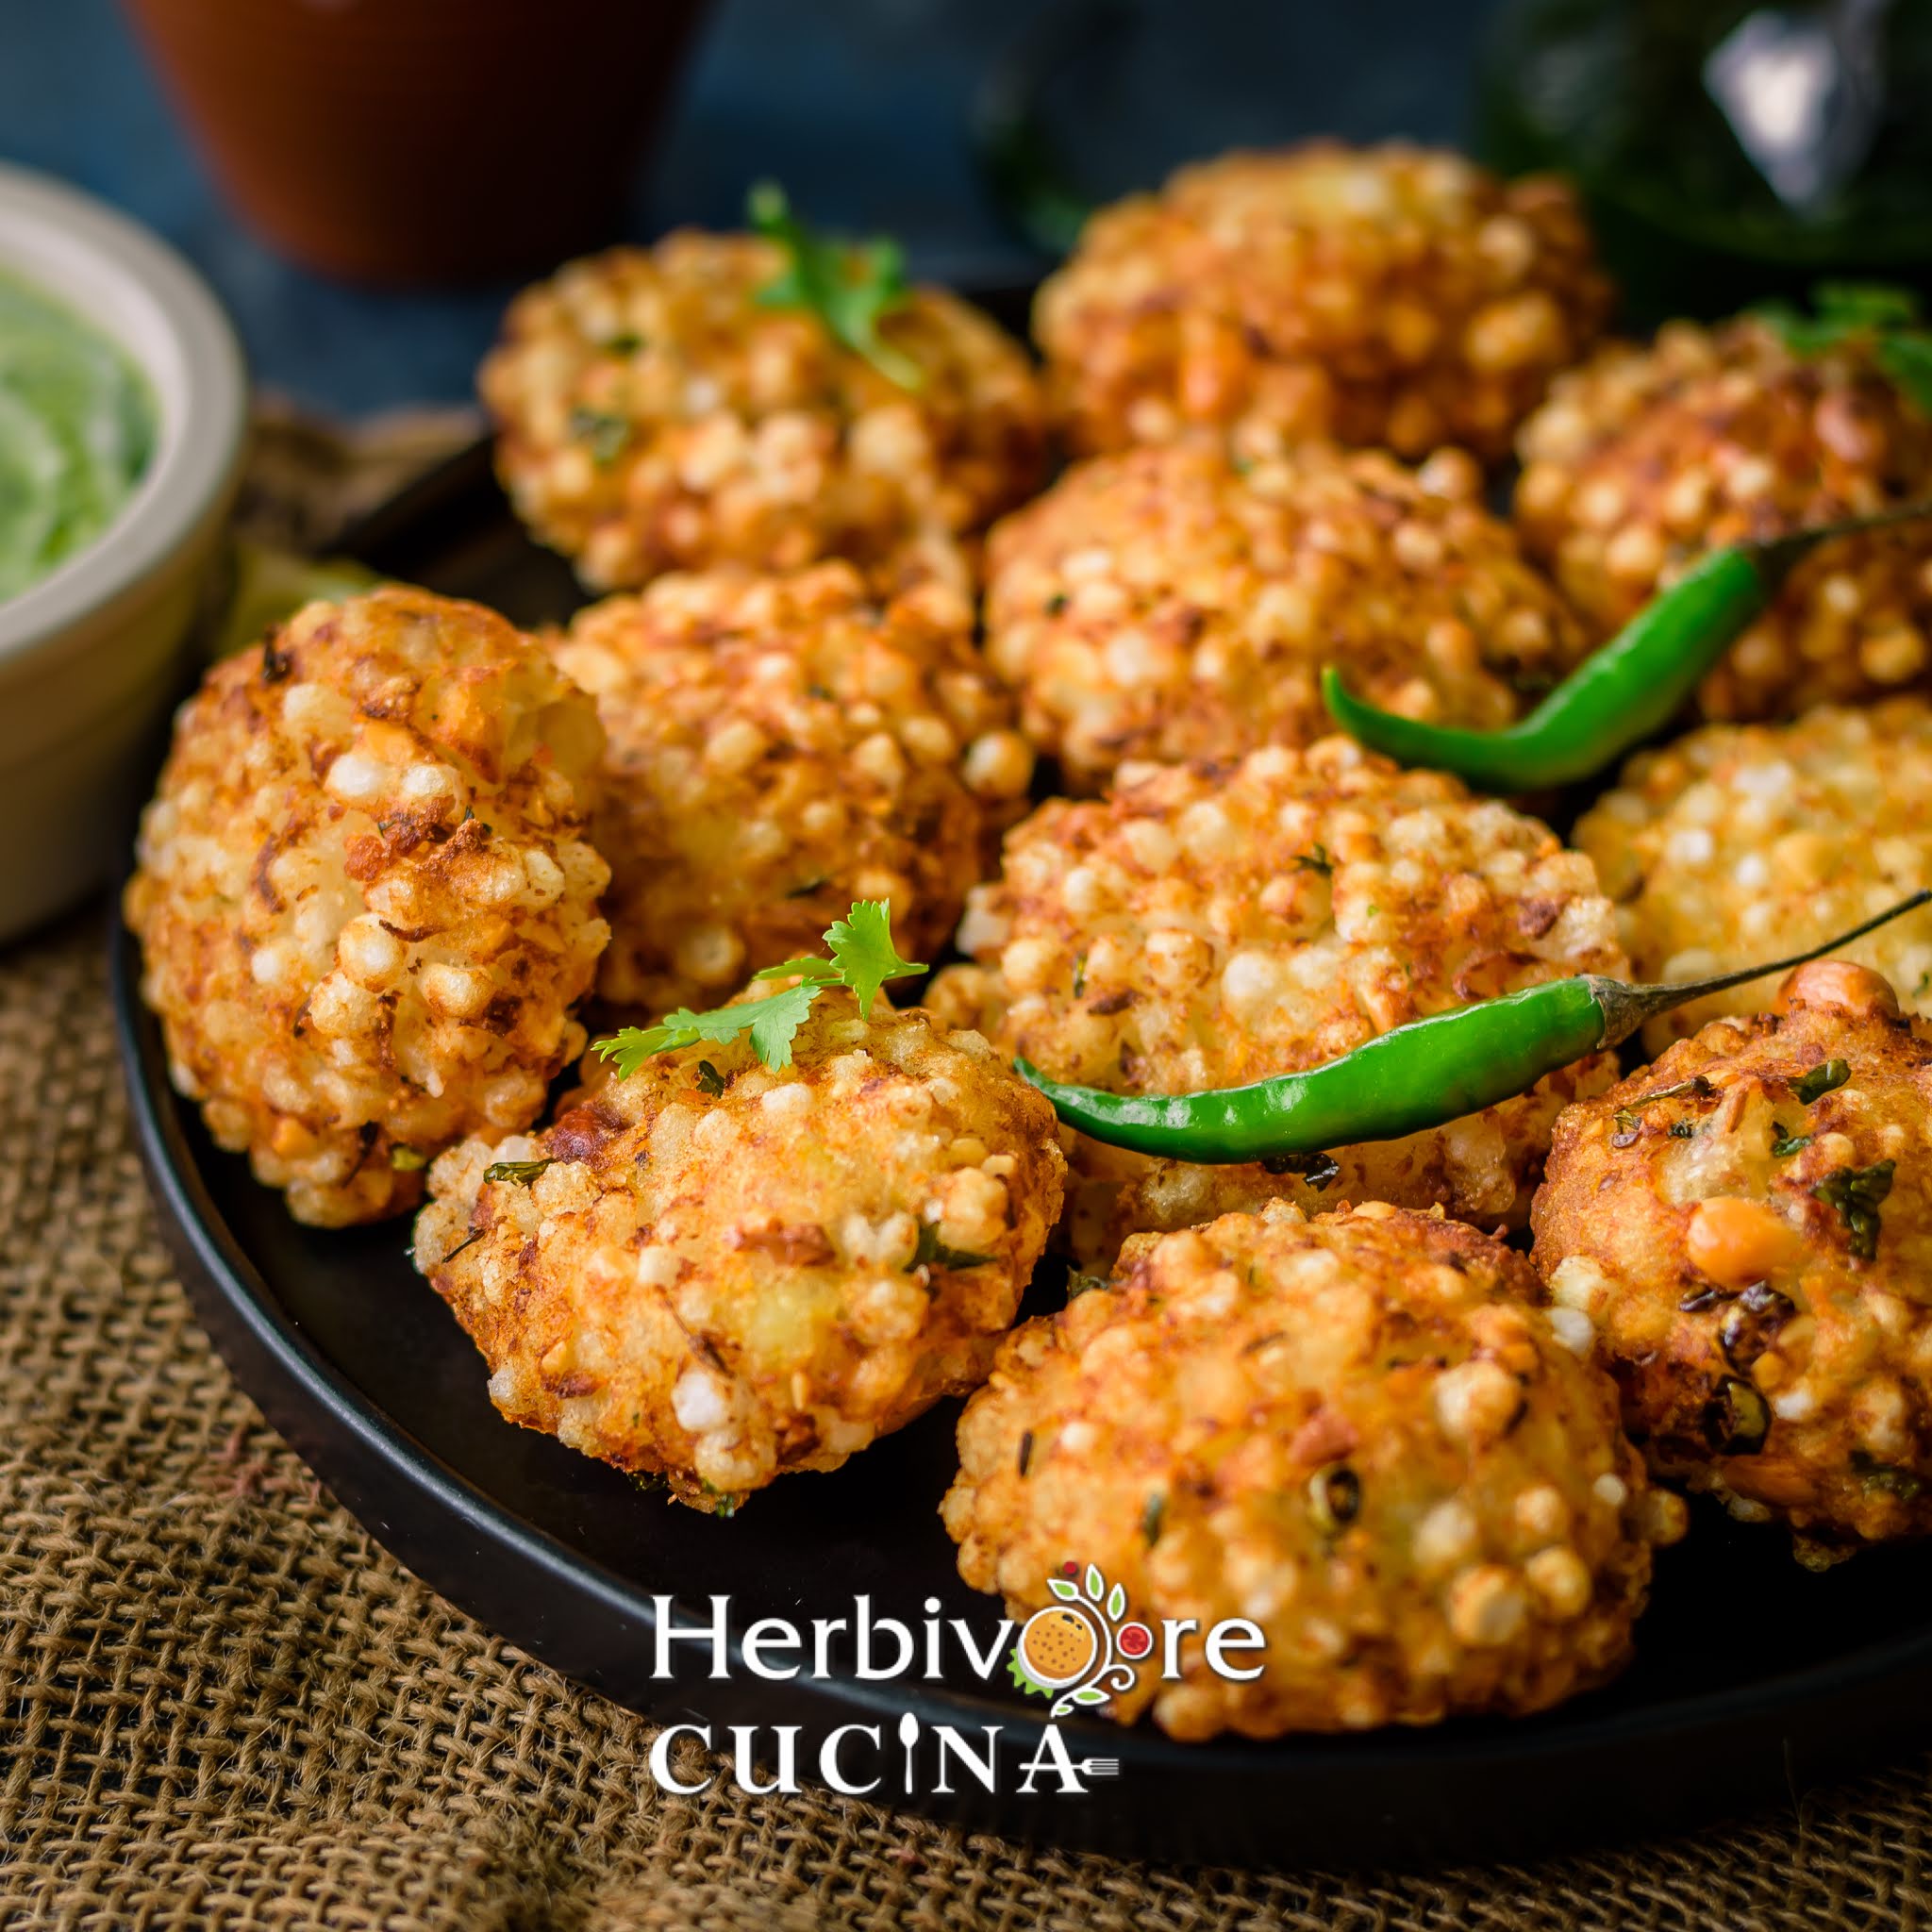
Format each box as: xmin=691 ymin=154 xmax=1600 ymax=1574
xmin=0 ymin=163 xmax=246 ymax=943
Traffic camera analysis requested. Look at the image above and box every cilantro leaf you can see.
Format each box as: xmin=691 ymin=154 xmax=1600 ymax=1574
xmin=1793 ymin=1058 xmax=1851 ymax=1106
xmin=593 ymin=985 xmax=823 ymax=1078
xmin=1816 ymin=281 xmax=1922 ymax=330
xmin=1755 ymin=281 xmax=1932 ymax=418
xmin=745 ymin=980 xmax=822 ymax=1070
xmin=592 ymin=899 xmax=928 ymax=1077
xmin=1852 ymin=1450 xmax=1924 ymax=1500
xmin=1813 ymin=1159 xmax=1895 ymax=1261
xmin=825 ymin=899 xmax=928 ymax=1017
xmin=567 ymin=406 xmax=631 ymax=466
xmin=908 ymin=1222 xmax=992 ymax=1273
xmin=1878 ymin=334 xmax=1932 ymax=416
xmin=751 ymin=956 xmax=841 ymax=985
xmin=1753 ymin=302 xmax=1844 ymax=358
xmin=747 ymin=182 xmax=923 ymax=389
xmin=483 ymin=1158 xmax=554 ymax=1186
xmin=1141 ymin=1492 xmax=1166 ymax=1545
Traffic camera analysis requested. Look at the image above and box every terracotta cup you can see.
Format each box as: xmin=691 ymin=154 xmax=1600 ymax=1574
xmin=120 ymin=0 xmax=712 ymax=286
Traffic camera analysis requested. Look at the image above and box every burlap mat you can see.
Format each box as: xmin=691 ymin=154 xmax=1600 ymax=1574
xmin=4 ymin=911 xmax=1932 ymax=1927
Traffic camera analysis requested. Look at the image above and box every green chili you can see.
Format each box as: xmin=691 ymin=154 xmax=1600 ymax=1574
xmin=1018 ymin=893 xmax=1929 ymax=1164
xmin=1323 ymin=505 xmax=1932 ymax=791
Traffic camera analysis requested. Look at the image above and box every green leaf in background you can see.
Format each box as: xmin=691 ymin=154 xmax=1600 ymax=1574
xmin=747 ymin=182 xmax=924 ymax=390
xmin=1814 ymin=282 xmax=1922 ymax=330
xmin=209 ymin=539 xmax=383 ymax=662
xmin=1754 ymin=280 xmax=1932 ymax=418
xmin=1877 ymin=335 xmax=1932 ymax=417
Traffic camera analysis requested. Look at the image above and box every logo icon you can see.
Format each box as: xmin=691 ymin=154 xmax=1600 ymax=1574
xmin=1008 ymin=1561 xmax=1155 ymax=1717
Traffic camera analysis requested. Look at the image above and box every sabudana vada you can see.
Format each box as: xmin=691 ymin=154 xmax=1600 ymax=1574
xmin=414 ymin=993 xmax=1066 ymax=1510
xmin=125 ymin=588 xmax=610 ymax=1225
xmin=1534 ymin=959 xmax=1932 ymax=1556
xmin=1036 ymin=142 xmax=1609 ymax=462
xmin=549 ymin=562 xmax=1033 ymax=1016
xmin=929 ymin=739 xmax=1624 ymax=1270
xmin=944 ymin=1200 xmax=1683 ymax=1740
xmin=1515 ymin=315 xmax=1932 ymax=720
xmin=483 ymin=229 xmax=1045 ymax=593
xmin=984 ymin=441 xmax=1587 ymax=793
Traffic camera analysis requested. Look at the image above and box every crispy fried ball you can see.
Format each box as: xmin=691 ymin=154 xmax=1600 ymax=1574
xmin=1533 ymin=961 xmax=1932 ymax=1555
xmin=549 ymin=562 xmax=1036 ymax=1016
xmin=1515 ymin=317 xmax=1932 ymax=719
xmin=481 ymin=232 xmax=1046 ymax=592
xmin=1035 ymin=142 xmax=1610 ymax=464
xmin=943 ymin=1199 xmax=1682 ymax=1740
xmin=125 ymin=590 xmax=610 ymax=1225
xmin=984 ymin=441 xmax=1587 ymax=791
xmin=1575 ymin=700 xmax=1932 ymax=1050
xmin=414 ymin=994 xmax=1066 ymax=1510
xmin=928 ymin=741 xmax=1625 ymax=1269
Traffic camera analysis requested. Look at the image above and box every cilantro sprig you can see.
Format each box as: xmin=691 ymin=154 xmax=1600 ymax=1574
xmin=748 ymin=182 xmax=923 ymax=390
xmin=1814 ymin=1158 xmax=1895 ymax=1263
xmin=592 ymin=901 xmax=927 ymax=1079
xmin=1755 ymin=281 xmax=1932 ymax=415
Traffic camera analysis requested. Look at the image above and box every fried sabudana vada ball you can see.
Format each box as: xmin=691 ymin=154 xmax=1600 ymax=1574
xmin=1576 ymin=700 xmax=1932 ymax=1050
xmin=1515 ymin=317 xmax=1932 ymax=720
xmin=943 ymin=1199 xmax=1683 ymax=1740
xmin=984 ymin=441 xmax=1588 ymax=792
xmin=1533 ymin=961 xmax=1932 ymax=1555
xmin=481 ymin=232 xmax=1046 ymax=593
xmin=124 ymin=589 xmax=610 ymax=1226
xmin=548 ymin=562 xmax=1035 ymax=1017
xmin=413 ymin=994 xmax=1066 ymax=1510
xmin=1035 ymin=142 xmax=1609 ymax=464
xmin=928 ymin=740 xmax=1625 ymax=1270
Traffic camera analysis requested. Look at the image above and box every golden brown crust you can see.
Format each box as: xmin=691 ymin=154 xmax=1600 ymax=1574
xmin=1515 ymin=318 xmax=1932 ymax=719
xmin=931 ymin=740 xmax=1626 ymax=1267
xmin=1035 ymin=142 xmax=1609 ymax=463
xmin=943 ymin=1200 xmax=1679 ymax=1740
xmin=482 ymin=232 xmax=1046 ymax=591
xmin=983 ymin=441 xmax=1588 ymax=792
xmin=1574 ymin=700 xmax=1932 ymax=1049
xmin=549 ymin=563 xmax=1035 ymax=1016
xmin=124 ymin=589 xmax=610 ymax=1225
xmin=1532 ymin=980 xmax=1932 ymax=1551
xmin=415 ymin=996 xmax=1066 ymax=1509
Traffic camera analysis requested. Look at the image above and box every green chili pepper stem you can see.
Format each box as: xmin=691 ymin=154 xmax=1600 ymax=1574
xmin=1749 ymin=500 xmax=1932 ymax=586
xmin=1019 ymin=891 xmax=1931 ymax=1165
xmin=1323 ymin=504 xmax=1932 ymax=792
xmin=1590 ymin=889 xmax=1932 ymax=1046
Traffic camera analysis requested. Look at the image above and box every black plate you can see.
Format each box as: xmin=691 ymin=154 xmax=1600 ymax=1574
xmin=114 ymin=443 xmax=1932 ymax=1870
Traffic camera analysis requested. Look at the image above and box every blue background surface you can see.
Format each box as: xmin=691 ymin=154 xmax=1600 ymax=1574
xmin=0 ymin=0 xmax=1491 ymax=414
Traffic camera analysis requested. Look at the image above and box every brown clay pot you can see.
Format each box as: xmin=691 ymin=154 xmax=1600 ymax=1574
xmin=120 ymin=0 xmax=711 ymax=287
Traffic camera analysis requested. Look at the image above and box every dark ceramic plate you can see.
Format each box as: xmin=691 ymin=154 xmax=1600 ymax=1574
xmin=114 ymin=441 xmax=1932 ymax=1870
